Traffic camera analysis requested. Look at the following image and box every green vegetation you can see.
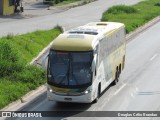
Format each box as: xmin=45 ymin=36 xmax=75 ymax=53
xmin=0 ymin=27 xmax=62 ymax=109
xmin=106 ymin=5 xmax=137 ymax=14
xmin=154 ymin=2 xmax=160 ymax=6
xmin=0 ymin=27 xmax=62 ymax=63
xmin=48 ymin=0 xmax=95 ymax=6
xmin=55 ymin=0 xmax=80 ymax=6
xmin=101 ymin=0 xmax=160 ymax=33
xmin=47 ymin=0 xmax=80 ymax=6
xmin=56 ymin=0 xmax=96 ymax=7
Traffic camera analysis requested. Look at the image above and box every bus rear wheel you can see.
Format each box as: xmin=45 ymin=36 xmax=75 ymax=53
xmin=112 ymin=70 xmax=119 ymax=85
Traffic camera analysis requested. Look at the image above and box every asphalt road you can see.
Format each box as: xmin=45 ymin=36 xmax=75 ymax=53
xmin=0 ymin=0 xmax=142 ymax=37
xmin=7 ymin=14 xmax=160 ymax=120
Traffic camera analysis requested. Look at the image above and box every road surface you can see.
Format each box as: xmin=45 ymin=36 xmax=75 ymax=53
xmin=0 ymin=0 xmax=142 ymax=37
xmin=7 ymin=14 xmax=160 ymax=120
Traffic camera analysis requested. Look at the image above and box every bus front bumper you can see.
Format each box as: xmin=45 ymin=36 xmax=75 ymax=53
xmin=47 ymin=91 xmax=93 ymax=103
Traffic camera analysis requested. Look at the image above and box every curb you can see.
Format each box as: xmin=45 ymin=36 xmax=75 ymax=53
xmin=30 ymin=26 xmax=65 ymax=65
xmin=30 ymin=37 xmax=56 ymax=65
xmin=1 ymin=85 xmax=46 ymax=111
xmin=43 ymin=0 xmax=98 ymax=16
xmin=1 ymin=16 xmax=160 ymax=112
xmin=49 ymin=0 xmax=97 ymax=10
xmin=126 ymin=16 xmax=160 ymax=42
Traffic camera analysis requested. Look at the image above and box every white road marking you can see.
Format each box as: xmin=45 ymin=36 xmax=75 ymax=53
xmin=150 ymin=54 xmax=158 ymax=61
xmin=114 ymin=84 xmax=126 ymax=95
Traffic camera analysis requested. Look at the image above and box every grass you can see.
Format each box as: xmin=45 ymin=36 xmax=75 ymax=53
xmin=0 ymin=68 xmax=45 ymax=108
xmin=101 ymin=0 xmax=160 ymax=33
xmin=48 ymin=0 xmax=81 ymax=6
xmin=49 ymin=0 xmax=96 ymax=6
xmin=0 ymin=27 xmax=62 ymax=109
xmin=56 ymin=0 xmax=80 ymax=6
xmin=0 ymin=26 xmax=62 ymax=64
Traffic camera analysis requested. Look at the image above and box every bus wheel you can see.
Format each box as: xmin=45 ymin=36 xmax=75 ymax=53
xmin=119 ymin=64 xmax=121 ymax=76
xmin=93 ymin=85 xmax=101 ymax=103
xmin=112 ymin=70 xmax=119 ymax=85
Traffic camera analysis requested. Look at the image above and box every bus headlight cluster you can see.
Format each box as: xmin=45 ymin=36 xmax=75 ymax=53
xmin=83 ymin=87 xmax=92 ymax=94
xmin=85 ymin=91 xmax=89 ymax=94
xmin=49 ymin=89 xmax=53 ymax=93
xmin=47 ymin=86 xmax=53 ymax=93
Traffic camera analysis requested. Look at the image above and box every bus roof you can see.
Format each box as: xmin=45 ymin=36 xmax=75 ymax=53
xmin=51 ymin=22 xmax=124 ymax=51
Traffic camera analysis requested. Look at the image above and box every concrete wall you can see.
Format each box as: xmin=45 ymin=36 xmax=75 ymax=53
xmin=2 ymin=0 xmax=15 ymax=15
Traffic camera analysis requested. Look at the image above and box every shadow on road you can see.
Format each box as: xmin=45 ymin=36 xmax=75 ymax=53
xmin=29 ymin=2 xmax=48 ymax=9
xmin=23 ymin=2 xmax=48 ymax=10
xmin=54 ymin=102 xmax=92 ymax=111
xmin=0 ymin=14 xmax=26 ymax=20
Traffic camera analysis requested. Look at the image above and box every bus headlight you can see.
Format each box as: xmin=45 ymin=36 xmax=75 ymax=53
xmin=47 ymin=86 xmax=53 ymax=93
xmin=85 ymin=91 xmax=89 ymax=94
xmin=49 ymin=89 xmax=53 ymax=93
xmin=84 ymin=87 xmax=92 ymax=94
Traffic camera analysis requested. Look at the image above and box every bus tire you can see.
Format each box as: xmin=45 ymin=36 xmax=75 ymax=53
xmin=116 ymin=70 xmax=119 ymax=82
xmin=93 ymin=85 xmax=101 ymax=103
xmin=112 ymin=70 xmax=119 ymax=85
xmin=119 ymin=64 xmax=121 ymax=76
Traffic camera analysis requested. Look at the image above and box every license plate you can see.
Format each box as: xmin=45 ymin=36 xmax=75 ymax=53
xmin=64 ymin=98 xmax=72 ymax=101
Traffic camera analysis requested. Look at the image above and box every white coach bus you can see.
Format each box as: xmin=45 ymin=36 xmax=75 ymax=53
xmin=47 ymin=22 xmax=126 ymax=103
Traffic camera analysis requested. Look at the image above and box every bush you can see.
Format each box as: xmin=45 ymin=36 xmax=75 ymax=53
xmin=107 ymin=5 xmax=137 ymax=14
xmin=6 ymin=33 xmax=14 ymax=39
xmin=0 ymin=51 xmax=46 ymax=109
xmin=0 ymin=41 xmax=24 ymax=77
xmin=0 ymin=27 xmax=61 ymax=109
xmin=155 ymin=2 xmax=160 ymax=6
xmin=101 ymin=0 xmax=160 ymax=33
xmin=12 ymin=66 xmax=46 ymax=86
xmin=0 ymin=79 xmax=30 ymax=108
xmin=55 ymin=0 xmax=60 ymax=4
xmin=0 ymin=27 xmax=62 ymax=63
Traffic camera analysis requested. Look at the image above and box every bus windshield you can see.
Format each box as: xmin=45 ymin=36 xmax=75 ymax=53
xmin=48 ymin=51 xmax=93 ymax=87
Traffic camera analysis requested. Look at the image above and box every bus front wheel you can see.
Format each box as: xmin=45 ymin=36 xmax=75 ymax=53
xmin=93 ymin=85 xmax=101 ymax=103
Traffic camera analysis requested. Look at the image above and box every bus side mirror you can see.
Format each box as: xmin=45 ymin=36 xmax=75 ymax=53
xmin=42 ymin=54 xmax=49 ymax=69
xmin=91 ymin=54 xmax=97 ymax=72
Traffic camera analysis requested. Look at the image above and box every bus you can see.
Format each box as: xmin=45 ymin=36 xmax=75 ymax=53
xmin=46 ymin=22 xmax=126 ymax=103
